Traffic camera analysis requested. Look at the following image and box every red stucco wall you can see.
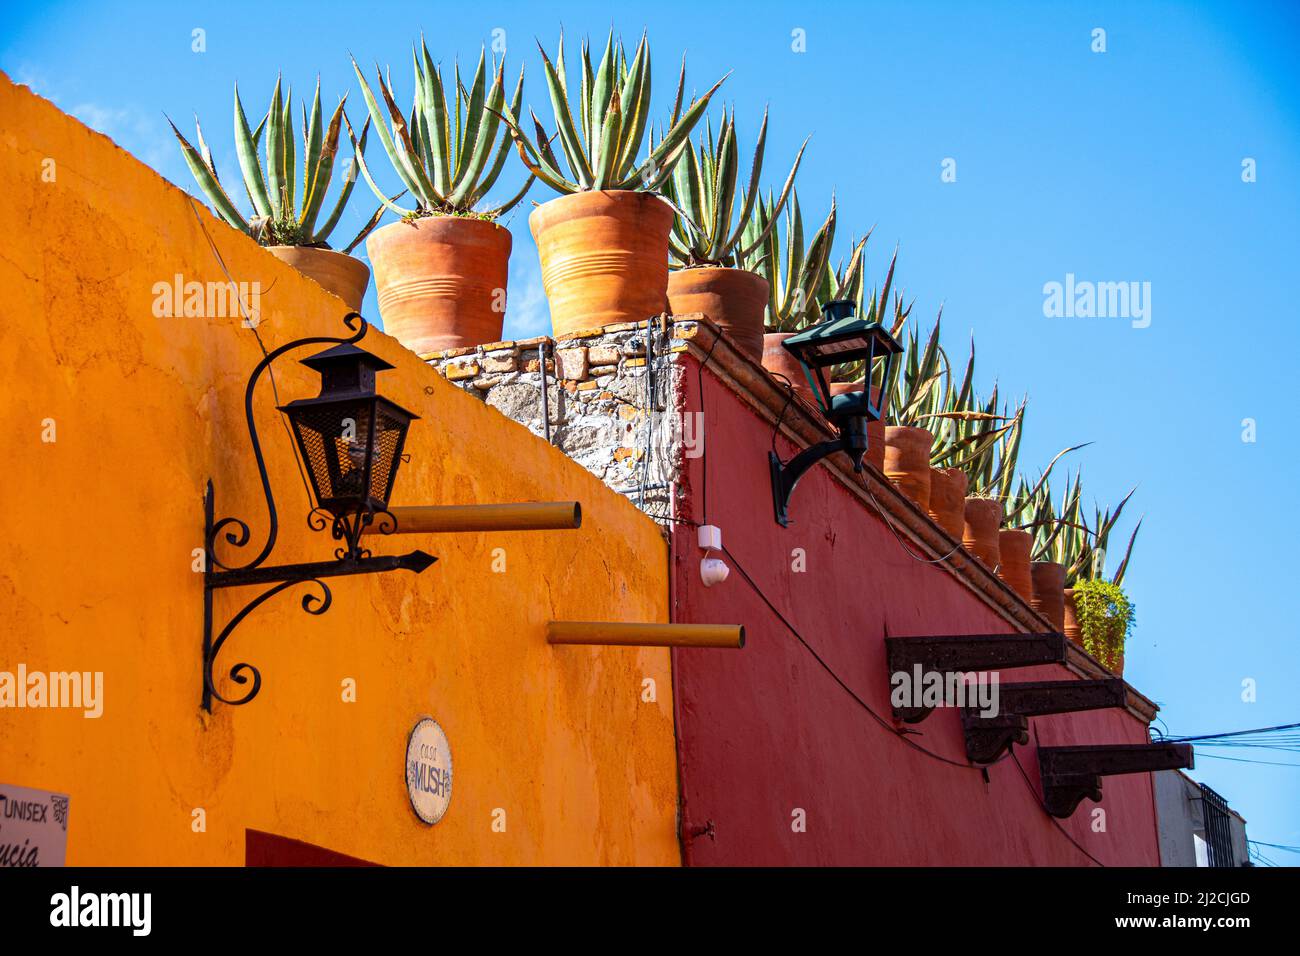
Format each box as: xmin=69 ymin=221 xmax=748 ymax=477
xmin=669 ymin=356 xmax=1161 ymax=866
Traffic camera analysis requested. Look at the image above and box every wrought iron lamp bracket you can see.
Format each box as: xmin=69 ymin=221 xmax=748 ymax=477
xmin=769 ymin=437 xmax=845 ymax=527
xmin=201 ymin=313 xmax=434 ymax=712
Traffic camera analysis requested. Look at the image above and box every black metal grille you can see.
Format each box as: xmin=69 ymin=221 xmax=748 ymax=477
xmin=290 ymin=401 xmax=370 ymax=503
xmin=287 ymin=396 xmax=411 ymax=514
xmin=369 ymin=403 xmax=408 ymax=506
xmin=1200 ymin=783 xmax=1236 ymax=867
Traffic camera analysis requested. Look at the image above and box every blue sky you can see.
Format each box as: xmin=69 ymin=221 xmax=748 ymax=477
xmin=5 ymin=0 xmax=1298 ymax=860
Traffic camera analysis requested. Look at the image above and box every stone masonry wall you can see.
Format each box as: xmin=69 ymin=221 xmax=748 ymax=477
xmin=423 ymin=316 xmax=706 ymax=526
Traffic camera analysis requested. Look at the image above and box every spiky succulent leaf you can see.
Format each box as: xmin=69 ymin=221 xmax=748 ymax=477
xmin=353 ymin=46 xmax=530 ymax=218
xmin=346 ymin=113 xmax=417 ymax=217
xmin=498 ymin=33 xmax=725 ymax=196
xmin=233 ymin=84 xmax=273 ymax=219
xmin=300 ymin=95 xmax=346 ymax=237
xmin=169 ymin=117 xmax=250 ymax=231
xmin=178 ymin=79 xmax=373 ymax=246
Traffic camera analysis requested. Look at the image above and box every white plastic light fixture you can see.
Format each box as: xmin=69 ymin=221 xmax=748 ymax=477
xmin=697 ymin=524 xmax=730 ymax=588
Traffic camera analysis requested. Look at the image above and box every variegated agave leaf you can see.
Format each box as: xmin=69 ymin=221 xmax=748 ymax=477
xmin=350 ymin=41 xmax=532 ymax=218
xmin=171 ymin=77 xmax=370 ymax=247
xmin=665 ymin=106 xmax=808 ymax=267
xmin=740 ymin=190 xmax=836 ymax=332
xmin=493 ymin=30 xmax=726 ymax=196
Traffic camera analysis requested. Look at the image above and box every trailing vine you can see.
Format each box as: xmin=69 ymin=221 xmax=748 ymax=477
xmin=1073 ymin=579 xmax=1135 ymax=672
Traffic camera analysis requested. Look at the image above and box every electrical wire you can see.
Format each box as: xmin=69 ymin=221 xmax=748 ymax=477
xmin=1192 ymin=752 xmax=1300 ymax=768
xmin=720 ymin=537 xmax=1110 ymax=865
xmin=862 ymin=485 xmax=965 ymax=565
xmin=1250 ymin=840 xmax=1300 ymax=854
xmin=695 ymin=333 xmax=721 ymax=524
xmin=704 ymin=357 xmax=1115 ymax=864
xmin=720 ymin=541 xmax=1003 ymax=771
xmin=1249 ymin=845 xmax=1279 ymax=867
xmin=766 ymin=372 xmax=797 ymax=466
xmin=1010 ymin=748 xmax=1107 ymax=867
xmin=1157 ymin=721 xmax=1300 ymax=744
xmin=187 ymin=198 xmax=316 ymax=513
xmin=1154 ymin=721 xmax=1300 ymax=767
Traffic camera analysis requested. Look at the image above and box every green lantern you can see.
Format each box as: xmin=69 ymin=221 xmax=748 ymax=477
xmin=769 ymin=300 xmax=903 ymax=526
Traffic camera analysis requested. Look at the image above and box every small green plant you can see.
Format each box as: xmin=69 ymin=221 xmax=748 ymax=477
xmin=496 ymin=30 xmax=726 ymax=194
xmin=1072 ymin=578 xmax=1135 ymax=672
xmin=170 ymin=77 xmax=378 ymax=250
xmin=738 ymin=190 xmax=836 ymax=331
xmin=665 ymin=108 xmax=807 ymax=267
xmin=349 ymin=42 xmax=532 ymax=219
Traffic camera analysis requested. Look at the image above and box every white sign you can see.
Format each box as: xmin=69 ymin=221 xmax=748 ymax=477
xmin=0 ymin=783 xmax=70 ymax=866
xmin=405 ymin=718 xmax=452 ymax=825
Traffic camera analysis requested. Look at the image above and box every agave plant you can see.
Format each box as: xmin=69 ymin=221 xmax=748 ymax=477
xmin=873 ymin=311 xmax=1021 ymax=479
xmin=496 ymin=31 xmax=726 ymax=194
xmin=738 ymin=191 xmax=837 ymax=331
xmin=170 ymin=77 xmax=379 ymax=250
xmin=1031 ymin=471 xmax=1142 ymax=586
xmin=952 ymin=390 xmax=1026 ymax=497
xmin=1002 ymin=443 xmax=1092 ymax=532
xmin=665 ymin=108 xmax=807 ymax=267
xmin=348 ymin=43 xmax=532 ymax=219
xmin=821 ymin=232 xmax=872 ymax=319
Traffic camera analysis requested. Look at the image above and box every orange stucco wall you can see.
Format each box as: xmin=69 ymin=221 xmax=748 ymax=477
xmin=0 ymin=74 xmax=680 ymax=866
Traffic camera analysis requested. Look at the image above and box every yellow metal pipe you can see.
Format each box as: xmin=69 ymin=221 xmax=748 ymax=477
xmin=364 ymin=502 xmax=582 ymax=535
xmin=547 ymin=621 xmax=745 ymax=649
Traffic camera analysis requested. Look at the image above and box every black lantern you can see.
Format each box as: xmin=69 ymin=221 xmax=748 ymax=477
xmin=202 ymin=315 xmax=434 ymax=711
xmin=769 ymin=299 xmax=903 ymax=526
xmin=280 ymin=344 xmax=417 ymax=546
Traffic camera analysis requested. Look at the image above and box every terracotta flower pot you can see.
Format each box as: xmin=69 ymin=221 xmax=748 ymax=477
xmin=763 ymin=332 xmax=815 ymax=404
xmin=1063 ymin=588 xmax=1082 ymax=646
xmin=1030 ymin=562 xmax=1067 ymax=631
xmin=997 ymin=529 xmax=1034 ymax=601
xmin=962 ymin=497 xmax=1003 ymax=570
xmin=529 ymin=190 xmax=673 ymax=339
xmin=367 ymin=216 xmax=511 ymax=355
xmin=883 ymin=426 xmax=933 ymax=510
xmin=266 ymin=246 xmax=370 ymax=313
xmin=927 ymin=466 xmax=968 ymax=538
xmin=829 ymin=382 xmax=856 ymax=405
xmin=668 ymin=266 xmax=768 ymax=362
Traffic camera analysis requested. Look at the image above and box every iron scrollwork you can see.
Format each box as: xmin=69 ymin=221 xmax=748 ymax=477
xmin=202 ymin=313 xmax=434 ymax=711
